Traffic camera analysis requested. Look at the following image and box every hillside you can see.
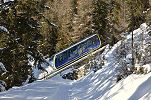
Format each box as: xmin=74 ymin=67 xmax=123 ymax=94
xmin=0 ymin=23 xmax=150 ymax=100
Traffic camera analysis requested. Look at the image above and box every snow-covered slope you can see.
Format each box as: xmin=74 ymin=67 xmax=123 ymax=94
xmin=100 ymin=72 xmax=151 ymax=100
xmin=0 ymin=23 xmax=151 ymax=100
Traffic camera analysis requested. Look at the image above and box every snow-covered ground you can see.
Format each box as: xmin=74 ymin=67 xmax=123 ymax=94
xmin=100 ymin=72 xmax=151 ymax=100
xmin=0 ymin=23 xmax=151 ymax=100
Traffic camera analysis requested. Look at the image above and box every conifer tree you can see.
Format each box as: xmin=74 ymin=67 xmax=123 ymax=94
xmin=0 ymin=0 xmax=51 ymax=89
xmin=92 ymin=0 xmax=119 ymax=45
xmin=92 ymin=0 xmax=109 ymax=43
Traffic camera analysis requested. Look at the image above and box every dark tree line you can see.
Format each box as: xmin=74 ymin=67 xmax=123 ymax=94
xmin=0 ymin=0 xmax=58 ymax=90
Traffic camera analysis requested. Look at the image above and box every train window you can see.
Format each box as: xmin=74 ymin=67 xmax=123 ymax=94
xmin=54 ymin=34 xmax=101 ymax=68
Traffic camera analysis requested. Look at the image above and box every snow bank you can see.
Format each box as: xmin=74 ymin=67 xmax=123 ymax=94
xmin=0 ymin=62 xmax=7 ymax=73
xmin=100 ymin=73 xmax=151 ymax=100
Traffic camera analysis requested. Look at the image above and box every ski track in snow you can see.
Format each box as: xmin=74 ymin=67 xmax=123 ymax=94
xmin=0 ymin=79 xmax=72 ymax=100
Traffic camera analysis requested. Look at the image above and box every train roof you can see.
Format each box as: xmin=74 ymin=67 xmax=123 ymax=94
xmin=54 ymin=34 xmax=100 ymax=56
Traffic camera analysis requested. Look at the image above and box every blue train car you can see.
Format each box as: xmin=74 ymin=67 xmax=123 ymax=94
xmin=53 ymin=34 xmax=101 ymax=69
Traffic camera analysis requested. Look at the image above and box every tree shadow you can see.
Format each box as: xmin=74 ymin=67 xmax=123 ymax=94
xmin=128 ymin=76 xmax=151 ymax=100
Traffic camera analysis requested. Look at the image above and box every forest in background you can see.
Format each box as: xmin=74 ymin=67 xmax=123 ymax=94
xmin=0 ymin=0 xmax=151 ymax=90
